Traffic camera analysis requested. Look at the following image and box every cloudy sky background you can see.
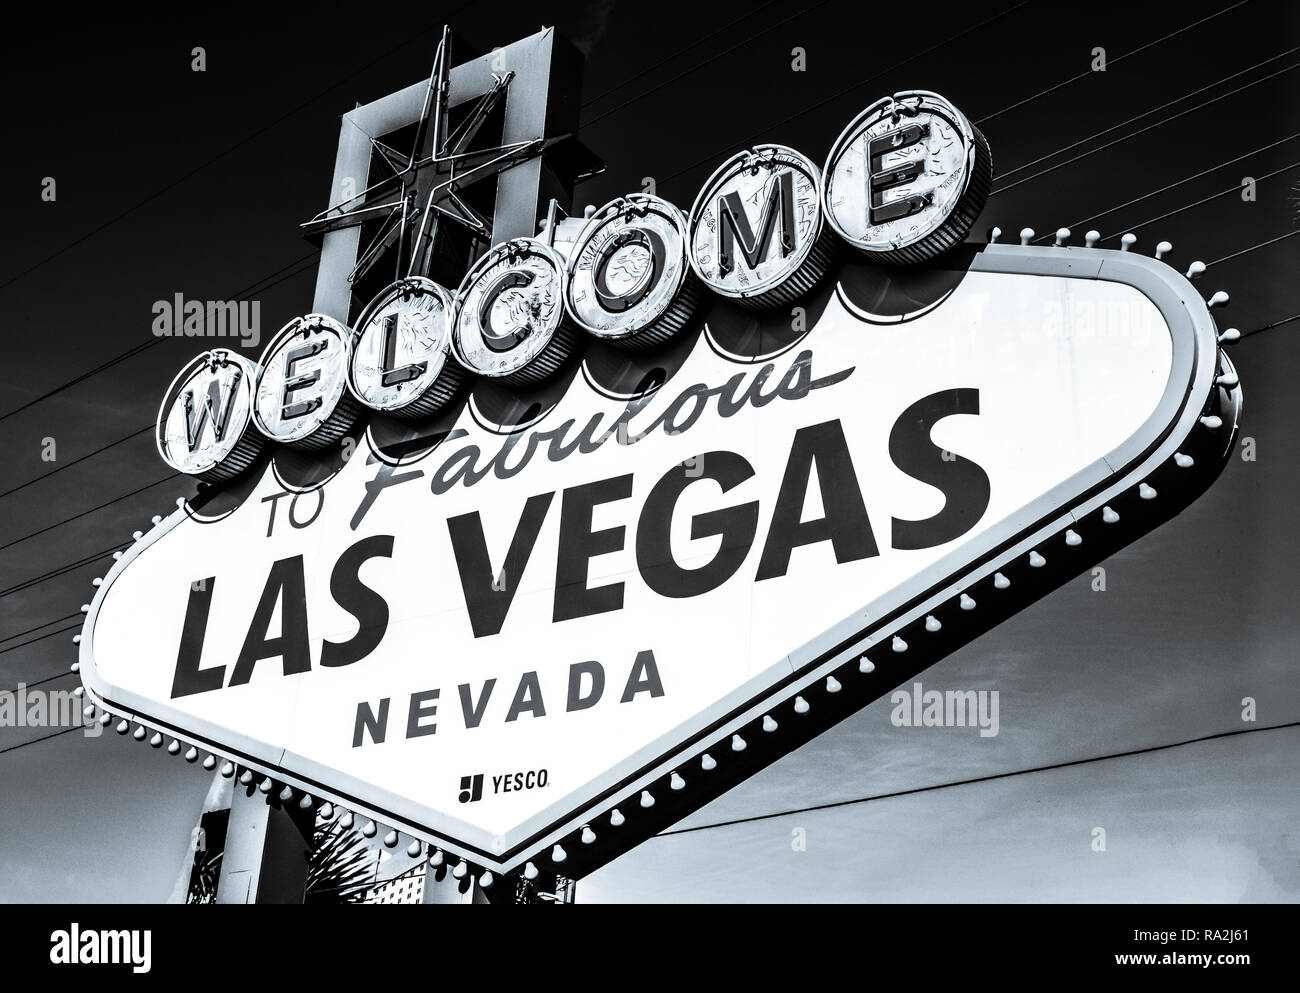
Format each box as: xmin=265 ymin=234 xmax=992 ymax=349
xmin=0 ymin=0 xmax=1296 ymax=902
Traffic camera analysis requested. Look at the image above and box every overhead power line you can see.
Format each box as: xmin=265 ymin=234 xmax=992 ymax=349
xmin=0 ymin=425 xmax=154 ymax=501
xmin=1207 ymin=228 xmax=1300 ymax=268
xmin=0 ymin=726 xmax=83 ymax=756
xmin=1241 ymin=313 xmax=1300 ymax=339
xmin=0 ymin=0 xmax=1260 ymax=438
xmin=1 ymin=671 xmax=77 ymax=694
xmin=998 ymin=44 xmax=1300 ymax=183
xmin=975 ymin=0 xmax=1253 ymax=125
xmin=652 ymin=0 xmax=1032 ymax=189
xmin=0 ymin=613 xmax=83 ymax=648
xmin=646 ymin=0 xmax=1247 ymax=191
xmin=580 ymin=0 xmax=840 ymax=128
xmin=0 ymin=252 xmax=317 ymax=426
xmin=1106 ymin=158 xmax=1300 ymax=238
xmin=580 ymin=0 xmax=786 ymax=108
xmin=990 ymin=60 xmax=1300 ymax=197
xmin=0 ymin=473 xmax=179 ymax=555
xmin=1037 ymin=132 xmax=1300 ymax=238
xmin=0 ymin=543 xmax=130 ymax=600
xmin=6 ymin=0 xmax=796 ymax=299
xmin=0 ymin=8 xmax=479 ymax=295
xmin=656 ymin=718 xmax=1300 ymax=837
xmin=0 ymin=249 xmax=318 ymax=507
xmin=0 ymin=623 xmax=82 ymax=657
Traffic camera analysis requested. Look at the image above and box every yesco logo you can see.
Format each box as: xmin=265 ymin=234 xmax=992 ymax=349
xmin=49 ymin=925 xmax=151 ymax=974
xmin=458 ymin=770 xmax=549 ymax=802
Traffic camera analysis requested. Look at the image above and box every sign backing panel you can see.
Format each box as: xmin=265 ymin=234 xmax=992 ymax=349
xmin=80 ymin=244 xmax=1239 ymax=874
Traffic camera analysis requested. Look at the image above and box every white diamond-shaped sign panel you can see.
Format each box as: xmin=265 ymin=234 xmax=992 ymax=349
xmin=80 ymin=245 xmax=1239 ymax=874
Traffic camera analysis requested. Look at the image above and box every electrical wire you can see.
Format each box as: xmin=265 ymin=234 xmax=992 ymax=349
xmin=656 ymin=719 xmax=1300 ymax=837
xmin=0 ymin=425 xmax=154 ymax=501
xmin=0 ymin=7 xmax=1289 ymax=684
xmin=0 ymin=8 xmax=477 ymax=295
xmin=0 ymin=613 xmax=82 ymax=647
xmin=0 ymin=624 xmax=82 ymax=657
xmin=649 ymin=0 xmax=1031 ymax=189
xmin=0 ymin=7 xmax=828 ymax=431
xmin=1207 ymin=228 xmax=1300 ymax=268
xmin=580 ymin=0 xmax=786 ymax=108
xmin=640 ymin=0 xmax=1248 ymax=192
xmin=580 ymin=0 xmax=840 ymax=128
xmin=0 ymin=252 xmax=317 ymax=426
xmin=1 ymin=671 xmax=77 ymax=693
xmin=0 ymin=0 xmax=1264 ymax=434
xmin=974 ymin=0 xmax=1253 ymax=126
xmin=1103 ymin=158 xmax=1300 ymax=238
xmin=0 ymin=725 xmax=83 ymax=755
xmin=0 ymin=542 xmax=130 ymax=600
xmin=1033 ymin=132 xmax=1300 ymax=240
xmin=1241 ymin=313 xmax=1300 ymax=339
xmin=0 ymin=473 xmax=179 ymax=555
xmin=0 ymin=250 xmax=319 ymax=506
xmin=997 ymin=44 xmax=1300 ymax=183
xmin=989 ymin=60 xmax=1300 ymax=198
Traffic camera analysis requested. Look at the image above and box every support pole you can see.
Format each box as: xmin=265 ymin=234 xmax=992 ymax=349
xmin=216 ymin=775 xmax=314 ymax=904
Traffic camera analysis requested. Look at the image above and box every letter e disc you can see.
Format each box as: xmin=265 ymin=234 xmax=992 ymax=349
xmin=687 ymin=144 xmax=835 ymax=310
xmin=253 ymin=314 xmax=361 ymax=450
xmin=348 ymin=277 xmax=463 ymax=419
xmin=823 ymin=90 xmax=992 ymax=265
xmin=566 ymin=194 xmax=703 ymax=350
xmin=452 ymin=239 xmax=577 ymax=386
xmin=156 ymin=349 xmax=265 ymax=481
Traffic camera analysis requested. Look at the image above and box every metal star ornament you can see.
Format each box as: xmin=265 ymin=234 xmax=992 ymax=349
xmin=301 ymin=27 xmax=568 ymax=287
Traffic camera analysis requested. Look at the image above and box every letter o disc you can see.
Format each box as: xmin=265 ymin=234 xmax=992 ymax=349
xmin=452 ymin=239 xmax=577 ymax=386
xmin=687 ymin=144 xmax=835 ymax=310
xmin=156 ymin=349 xmax=265 ymax=481
xmin=348 ymin=277 xmax=463 ymax=419
xmin=566 ymin=195 xmax=702 ymax=350
xmin=822 ymin=90 xmax=992 ymax=265
xmin=253 ymin=314 xmax=361 ymax=450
